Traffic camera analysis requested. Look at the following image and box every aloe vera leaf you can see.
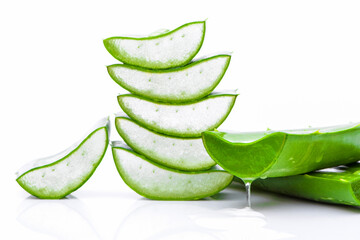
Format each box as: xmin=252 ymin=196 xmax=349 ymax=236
xmin=117 ymin=92 xmax=238 ymax=138
xmin=107 ymin=55 xmax=231 ymax=103
xmin=103 ymin=21 xmax=205 ymax=69
xmin=202 ymin=123 xmax=360 ymax=180
xmin=16 ymin=118 xmax=110 ymax=199
xmin=254 ymin=163 xmax=360 ymax=206
xmin=111 ymin=142 xmax=233 ymax=200
xmin=115 ymin=116 xmax=215 ymax=171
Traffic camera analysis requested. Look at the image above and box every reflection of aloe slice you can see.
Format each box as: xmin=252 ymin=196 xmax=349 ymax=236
xmin=16 ymin=118 xmax=110 ymax=199
xmin=115 ymin=117 xmax=215 ymax=171
xmin=254 ymin=162 xmax=360 ymax=206
xmin=115 ymin=202 xmax=219 ymax=240
xmin=117 ymin=92 xmax=238 ymax=138
xmin=107 ymin=55 xmax=230 ymax=103
xmin=17 ymin=197 xmax=100 ymax=239
xmin=104 ymin=21 xmax=205 ymax=69
xmin=111 ymin=142 xmax=233 ymax=200
xmin=202 ymin=123 xmax=360 ymax=180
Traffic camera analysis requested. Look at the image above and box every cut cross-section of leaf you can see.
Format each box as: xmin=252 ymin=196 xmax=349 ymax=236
xmin=107 ymin=55 xmax=231 ymax=103
xmin=115 ymin=116 xmax=215 ymax=171
xmin=202 ymin=123 xmax=360 ymax=180
xmin=104 ymin=21 xmax=205 ymax=69
xmin=16 ymin=118 xmax=110 ymax=199
xmin=111 ymin=142 xmax=233 ymax=200
xmin=117 ymin=92 xmax=238 ymax=138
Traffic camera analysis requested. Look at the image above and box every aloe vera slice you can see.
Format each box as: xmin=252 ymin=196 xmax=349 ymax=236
xmin=254 ymin=163 xmax=360 ymax=206
xmin=202 ymin=123 xmax=360 ymax=180
xmin=117 ymin=92 xmax=238 ymax=138
xmin=16 ymin=118 xmax=110 ymax=199
xmin=104 ymin=21 xmax=205 ymax=69
xmin=111 ymin=142 xmax=233 ymax=200
xmin=107 ymin=55 xmax=231 ymax=103
xmin=115 ymin=116 xmax=215 ymax=171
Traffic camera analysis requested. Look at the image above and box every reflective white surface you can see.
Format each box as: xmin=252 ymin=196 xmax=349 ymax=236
xmin=8 ymin=181 xmax=359 ymax=240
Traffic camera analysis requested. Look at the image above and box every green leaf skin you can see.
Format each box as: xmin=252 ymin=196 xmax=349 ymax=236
xmin=107 ymin=55 xmax=231 ymax=103
xmin=104 ymin=21 xmax=205 ymax=69
xmin=111 ymin=142 xmax=233 ymax=200
xmin=254 ymin=163 xmax=360 ymax=206
xmin=16 ymin=118 xmax=110 ymax=199
xmin=117 ymin=92 xmax=238 ymax=138
xmin=115 ymin=116 xmax=215 ymax=171
xmin=202 ymin=123 xmax=360 ymax=180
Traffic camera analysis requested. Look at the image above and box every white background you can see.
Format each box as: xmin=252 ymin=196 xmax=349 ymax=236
xmin=1 ymin=0 xmax=360 ymax=239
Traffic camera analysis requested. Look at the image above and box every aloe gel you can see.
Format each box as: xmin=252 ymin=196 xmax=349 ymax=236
xmin=16 ymin=118 xmax=110 ymax=199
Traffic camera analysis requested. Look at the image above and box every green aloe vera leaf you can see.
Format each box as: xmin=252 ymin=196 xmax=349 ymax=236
xmin=254 ymin=163 xmax=360 ymax=206
xmin=111 ymin=142 xmax=233 ymax=200
xmin=115 ymin=116 xmax=215 ymax=171
xmin=107 ymin=54 xmax=231 ymax=103
xmin=16 ymin=118 xmax=110 ymax=199
xmin=104 ymin=21 xmax=205 ymax=69
xmin=202 ymin=123 xmax=360 ymax=180
xmin=117 ymin=91 xmax=238 ymax=138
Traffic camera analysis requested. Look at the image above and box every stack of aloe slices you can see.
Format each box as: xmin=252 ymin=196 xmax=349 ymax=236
xmin=104 ymin=21 xmax=236 ymax=200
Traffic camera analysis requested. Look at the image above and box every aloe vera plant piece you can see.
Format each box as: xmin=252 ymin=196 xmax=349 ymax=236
xmin=117 ymin=92 xmax=238 ymax=138
xmin=107 ymin=55 xmax=231 ymax=103
xmin=111 ymin=142 xmax=233 ymax=200
xmin=104 ymin=21 xmax=205 ymax=69
xmin=202 ymin=123 xmax=360 ymax=180
xmin=16 ymin=118 xmax=110 ymax=199
xmin=254 ymin=163 xmax=360 ymax=206
xmin=115 ymin=116 xmax=215 ymax=171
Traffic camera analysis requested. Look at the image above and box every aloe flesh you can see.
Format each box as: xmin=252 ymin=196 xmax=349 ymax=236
xmin=103 ymin=21 xmax=205 ymax=69
xmin=117 ymin=92 xmax=238 ymax=138
xmin=111 ymin=142 xmax=233 ymax=200
xmin=254 ymin=162 xmax=360 ymax=206
xmin=16 ymin=118 xmax=110 ymax=199
xmin=115 ymin=116 xmax=215 ymax=171
xmin=107 ymin=55 xmax=231 ymax=103
xmin=202 ymin=123 xmax=360 ymax=180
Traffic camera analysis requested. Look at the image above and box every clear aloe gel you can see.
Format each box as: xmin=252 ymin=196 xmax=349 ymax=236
xmin=243 ymin=179 xmax=253 ymax=208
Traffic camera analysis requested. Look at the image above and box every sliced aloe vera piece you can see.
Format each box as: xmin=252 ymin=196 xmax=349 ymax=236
xmin=115 ymin=116 xmax=215 ymax=171
xmin=112 ymin=142 xmax=233 ymax=200
xmin=117 ymin=92 xmax=238 ymax=138
xmin=254 ymin=163 xmax=360 ymax=206
xmin=107 ymin=55 xmax=231 ymax=103
xmin=202 ymin=123 xmax=360 ymax=180
xmin=16 ymin=118 xmax=110 ymax=199
xmin=104 ymin=21 xmax=205 ymax=69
